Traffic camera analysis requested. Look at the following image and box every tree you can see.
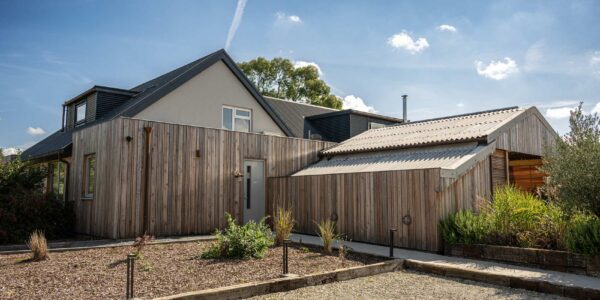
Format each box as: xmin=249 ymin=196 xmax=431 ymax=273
xmin=541 ymin=103 xmax=600 ymax=217
xmin=238 ymin=57 xmax=342 ymax=109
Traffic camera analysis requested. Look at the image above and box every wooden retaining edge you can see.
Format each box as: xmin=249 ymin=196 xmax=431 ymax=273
xmin=403 ymin=259 xmax=600 ymax=300
xmin=0 ymin=236 xmax=216 ymax=255
xmin=154 ymin=259 xmax=405 ymax=300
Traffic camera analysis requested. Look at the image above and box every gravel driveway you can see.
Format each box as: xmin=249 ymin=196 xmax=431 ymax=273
xmin=253 ymin=269 xmax=568 ymax=300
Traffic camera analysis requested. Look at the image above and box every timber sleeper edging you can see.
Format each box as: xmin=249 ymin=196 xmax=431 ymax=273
xmin=154 ymin=259 xmax=404 ymax=300
xmin=403 ymin=259 xmax=600 ymax=300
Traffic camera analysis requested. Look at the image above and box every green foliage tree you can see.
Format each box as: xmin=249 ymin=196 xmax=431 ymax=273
xmin=0 ymin=158 xmax=74 ymax=244
xmin=238 ymin=57 xmax=343 ymax=109
xmin=541 ymin=103 xmax=600 ymax=217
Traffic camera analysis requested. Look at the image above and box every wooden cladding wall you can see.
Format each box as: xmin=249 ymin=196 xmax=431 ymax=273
xmin=509 ymin=159 xmax=545 ymax=193
xmin=70 ymin=118 xmax=335 ymax=239
xmin=267 ymin=158 xmax=492 ymax=252
xmin=490 ymin=149 xmax=508 ymax=191
xmin=494 ymin=112 xmax=556 ymax=156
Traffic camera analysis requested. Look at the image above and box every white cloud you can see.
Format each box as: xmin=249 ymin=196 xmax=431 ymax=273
xmin=293 ymin=61 xmax=322 ymax=75
xmin=341 ymin=95 xmax=376 ymax=113
xmin=437 ymin=24 xmax=457 ymax=33
xmin=224 ymin=0 xmax=248 ymax=50
xmin=26 ymin=126 xmax=46 ymax=136
xmin=475 ymin=57 xmax=518 ymax=80
xmin=456 ymin=102 xmax=465 ymax=108
xmin=2 ymin=147 xmax=19 ymax=156
xmin=591 ymin=51 xmax=600 ymax=66
xmin=387 ymin=31 xmax=429 ymax=54
xmin=546 ymin=106 xmax=577 ymax=119
xmin=276 ymin=12 xmax=302 ymax=24
xmin=592 ymin=102 xmax=600 ymax=114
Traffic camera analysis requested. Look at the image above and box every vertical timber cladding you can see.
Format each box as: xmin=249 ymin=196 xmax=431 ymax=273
xmin=267 ymin=169 xmax=443 ymax=252
xmin=71 ymin=117 xmax=335 ymax=239
xmin=267 ymin=158 xmax=492 ymax=252
xmin=490 ymin=149 xmax=508 ymax=191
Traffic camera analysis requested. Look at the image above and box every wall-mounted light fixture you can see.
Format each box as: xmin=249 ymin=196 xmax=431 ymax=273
xmin=126 ymin=136 xmax=133 ymax=142
xmin=196 ymin=150 xmax=201 ymax=157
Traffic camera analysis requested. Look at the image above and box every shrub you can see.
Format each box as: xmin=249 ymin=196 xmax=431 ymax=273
xmin=439 ymin=186 xmax=566 ymax=249
xmin=131 ymin=233 xmax=154 ymax=259
xmin=274 ymin=208 xmax=294 ymax=246
xmin=439 ymin=210 xmax=490 ymax=245
xmin=541 ymin=104 xmax=600 ymax=217
xmin=200 ymin=213 xmax=274 ymax=259
xmin=0 ymin=159 xmax=74 ymax=244
xmin=26 ymin=230 xmax=49 ymax=261
xmin=564 ymin=213 xmax=600 ymax=255
xmin=486 ymin=185 xmax=565 ymax=248
xmin=316 ymin=219 xmax=340 ymax=254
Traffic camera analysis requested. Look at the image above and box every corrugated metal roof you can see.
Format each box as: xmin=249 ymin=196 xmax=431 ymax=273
xmin=322 ymin=107 xmax=526 ymax=155
xmin=294 ymin=142 xmax=488 ymax=176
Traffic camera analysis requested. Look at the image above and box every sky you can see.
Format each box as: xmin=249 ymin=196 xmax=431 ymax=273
xmin=1 ymin=0 xmax=600 ymax=154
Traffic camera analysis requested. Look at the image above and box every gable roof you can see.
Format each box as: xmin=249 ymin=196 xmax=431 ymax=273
xmin=22 ymin=49 xmax=294 ymax=161
xmin=263 ymin=96 xmax=338 ymax=137
xmin=321 ymin=106 xmax=549 ymax=155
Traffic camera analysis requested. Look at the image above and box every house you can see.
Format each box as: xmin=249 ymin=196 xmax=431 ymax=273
xmin=267 ymin=107 xmax=558 ymax=251
xmin=21 ymin=48 xmax=556 ymax=252
xmin=20 ymin=49 xmax=396 ymax=238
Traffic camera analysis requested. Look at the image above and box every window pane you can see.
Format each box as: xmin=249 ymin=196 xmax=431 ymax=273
xmin=234 ymin=118 xmax=250 ymax=132
xmin=58 ymin=162 xmax=65 ymax=196
xmin=235 ymin=109 xmax=250 ymax=117
xmin=76 ymin=103 xmax=86 ymax=123
xmin=52 ymin=162 xmax=59 ymax=193
xmin=222 ymin=107 xmax=233 ymax=130
xmin=85 ymin=155 xmax=96 ymax=197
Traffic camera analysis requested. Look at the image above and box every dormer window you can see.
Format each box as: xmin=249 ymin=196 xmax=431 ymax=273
xmin=76 ymin=102 xmax=87 ymax=125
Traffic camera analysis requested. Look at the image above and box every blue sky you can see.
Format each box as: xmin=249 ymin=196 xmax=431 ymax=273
xmin=1 ymin=0 xmax=600 ymax=154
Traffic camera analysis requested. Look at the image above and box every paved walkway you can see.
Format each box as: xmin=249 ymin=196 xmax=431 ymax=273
xmin=290 ymin=233 xmax=600 ymax=291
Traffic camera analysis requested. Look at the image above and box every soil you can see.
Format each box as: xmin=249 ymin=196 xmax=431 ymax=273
xmin=0 ymin=241 xmax=383 ymax=299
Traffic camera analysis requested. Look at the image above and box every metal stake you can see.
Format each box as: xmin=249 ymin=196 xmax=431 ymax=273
xmin=389 ymin=228 xmax=397 ymax=258
xmin=283 ymin=239 xmax=290 ymax=274
xmin=126 ymin=253 xmax=135 ymax=299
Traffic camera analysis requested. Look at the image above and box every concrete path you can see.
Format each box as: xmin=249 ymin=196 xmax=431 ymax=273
xmin=290 ymin=233 xmax=600 ymax=292
xmin=0 ymin=235 xmax=215 ymax=255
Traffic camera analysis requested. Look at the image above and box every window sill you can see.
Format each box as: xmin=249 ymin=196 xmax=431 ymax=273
xmin=80 ymin=196 xmax=94 ymax=201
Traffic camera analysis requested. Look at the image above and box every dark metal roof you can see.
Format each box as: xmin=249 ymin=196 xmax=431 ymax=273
xmin=63 ymin=85 xmax=137 ymax=106
xmin=20 ymin=130 xmax=72 ymax=161
xmin=23 ymin=49 xmax=295 ymax=161
xmin=263 ymin=96 xmax=338 ymax=138
xmin=306 ymin=109 xmax=404 ymax=123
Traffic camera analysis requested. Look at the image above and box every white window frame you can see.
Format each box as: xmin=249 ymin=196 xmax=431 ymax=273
xmin=222 ymin=105 xmax=252 ymax=132
xmin=368 ymin=122 xmax=386 ymax=130
xmin=75 ymin=102 xmax=87 ymax=125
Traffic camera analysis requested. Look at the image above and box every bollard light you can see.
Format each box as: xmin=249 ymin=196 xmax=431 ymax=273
xmin=389 ymin=228 xmax=397 ymax=258
xmin=126 ymin=253 xmax=136 ymax=299
xmin=283 ymin=239 xmax=290 ymax=275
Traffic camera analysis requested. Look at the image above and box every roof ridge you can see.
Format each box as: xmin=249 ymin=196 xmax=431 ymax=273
xmin=263 ymin=96 xmax=339 ymax=111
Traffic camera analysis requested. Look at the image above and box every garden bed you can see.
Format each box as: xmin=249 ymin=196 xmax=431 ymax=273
xmin=0 ymin=240 xmax=383 ymax=299
xmin=445 ymin=243 xmax=600 ymax=277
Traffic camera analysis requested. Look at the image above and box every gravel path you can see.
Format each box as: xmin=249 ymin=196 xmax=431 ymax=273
xmin=253 ymin=269 xmax=569 ymax=300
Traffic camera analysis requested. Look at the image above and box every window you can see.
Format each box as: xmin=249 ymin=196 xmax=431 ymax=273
xmin=83 ymin=154 xmax=96 ymax=199
xmin=222 ymin=106 xmax=252 ymax=132
xmin=76 ymin=102 xmax=87 ymax=124
xmin=50 ymin=161 xmax=66 ymax=199
xmin=368 ymin=122 xmax=386 ymax=130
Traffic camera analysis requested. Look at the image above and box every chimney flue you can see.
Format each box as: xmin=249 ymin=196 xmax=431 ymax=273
xmin=402 ymin=95 xmax=408 ymax=122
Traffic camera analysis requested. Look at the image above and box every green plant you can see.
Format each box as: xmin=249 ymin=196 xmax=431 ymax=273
xmin=316 ymin=219 xmax=340 ymax=255
xmin=0 ymin=158 xmax=74 ymax=244
xmin=439 ymin=210 xmax=490 ymax=245
xmin=485 ymin=185 xmax=566 ymax=248
xmin=139 ymin=261 xmax=153 ymax=272
xmin=26 ymin=230 xmax=49 ymax=261
xmin=541 ymin=104 xmax=600 ymax=217
xmin=564 ymin=213 xmax=600 ymax=255
xmin=300 ymin=246 xmax=310 ymax=253
xmin=200 ymin=213 xmax=274 ymax=259
xmin=274 ymin=208 xmax=294 ymax=246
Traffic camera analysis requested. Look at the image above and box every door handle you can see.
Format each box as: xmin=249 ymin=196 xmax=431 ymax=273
xmin=246 ymin=165 xmax=251 ymax=209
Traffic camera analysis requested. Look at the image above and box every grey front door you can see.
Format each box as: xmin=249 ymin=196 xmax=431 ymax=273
xmin=243 ymin=160 xmax=265 ymax=223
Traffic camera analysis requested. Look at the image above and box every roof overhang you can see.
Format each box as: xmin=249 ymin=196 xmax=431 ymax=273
xmin=63 ymin=85 xmax=137 ymax=106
